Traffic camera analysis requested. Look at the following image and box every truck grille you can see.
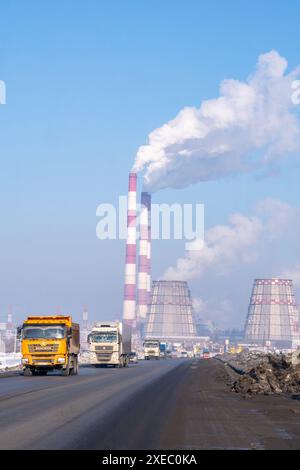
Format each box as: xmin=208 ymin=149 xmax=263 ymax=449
xmin=33 ymin=358 xmax=53 ymax=364
xmin=28 ymin=344 xmax=59 ymax=353
xmin=95 ymin=346 xmax=114 ymax=352
xmin=96 ymin=353 xmax=112 ymax=362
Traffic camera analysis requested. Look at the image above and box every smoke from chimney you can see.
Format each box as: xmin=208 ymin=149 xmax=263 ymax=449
xmin=133 ymin=51 xmax=300 ymax=192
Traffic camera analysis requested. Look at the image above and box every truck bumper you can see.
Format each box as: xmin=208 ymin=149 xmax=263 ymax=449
xmin=22 ymin=356 xmax=67 ymax=369
xmin=90 ymin=352 xmax=120 ymax=366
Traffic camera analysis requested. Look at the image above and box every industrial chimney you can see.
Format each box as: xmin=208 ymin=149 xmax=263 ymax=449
xmin=137 ymin=192 xmax=150 ymax=321
xmin=147 ymin=193 xmax=152 ymax=306
xmin=123 ymin=173 xmax=137 ymax=325
xmin=82 ymin=307 xmax=89 ymax=351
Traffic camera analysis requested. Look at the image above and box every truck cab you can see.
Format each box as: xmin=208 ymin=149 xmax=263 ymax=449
xmin=159 ymin=342 xmax=167 ymax=359
xmin=202 ymin=348 xmax=210 ymax=359
xmin=144 ymin=339 xmax=160 ymax=360
xmin=88 ymin=321 xmax=131 ymax=368
xmin=20 ymin=315 xmax=80 ymax=376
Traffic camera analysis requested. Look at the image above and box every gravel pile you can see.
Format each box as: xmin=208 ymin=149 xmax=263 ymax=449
xmin=231 ymin=353 xmax=300 ymax=396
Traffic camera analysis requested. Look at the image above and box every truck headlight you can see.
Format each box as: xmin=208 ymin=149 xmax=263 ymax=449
xmin=57 ymin=357 xmax=65 ymax=363
xmin=22 ymin=358 xmax=29 ymax=364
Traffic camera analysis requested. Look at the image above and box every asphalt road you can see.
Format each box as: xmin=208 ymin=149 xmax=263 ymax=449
xmin=1 ymin=359 xmax=300 ymax=449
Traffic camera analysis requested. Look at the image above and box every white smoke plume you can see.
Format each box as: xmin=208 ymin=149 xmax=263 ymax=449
xmin=133 ymin=51 xmax=300 ymax=192
xmin=163 ymin=198 xmax=299 ymax=282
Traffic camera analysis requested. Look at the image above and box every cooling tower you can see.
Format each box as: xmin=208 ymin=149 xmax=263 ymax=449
xmin=136 ymin=192 xmax=150 ymax=321
xmin=123 ymin=173 xmax=137 ymax=324
xmin=145 ymin=280 xmax=197 ymax=341
xmin=244 ymin=278 xmax=300 ymax=349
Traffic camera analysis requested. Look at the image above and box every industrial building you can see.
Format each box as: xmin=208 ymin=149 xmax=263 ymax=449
xmin=145 ymin=280 xmax=198 ymax=342
xmin=244 ymin=278 xmax=300 ymax=349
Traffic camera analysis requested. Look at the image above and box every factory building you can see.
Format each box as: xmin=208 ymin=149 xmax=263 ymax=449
xmin=145 ymin=280 xmax=198 ymax=342
xmin=244 ymin=278 xmax=300 ymax=349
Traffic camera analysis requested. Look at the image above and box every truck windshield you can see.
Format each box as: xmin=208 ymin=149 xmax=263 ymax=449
xmin=145 ymin=342 xmax=159 ymax=348
xmin=23 ymin=325 xmax=66 ymax=339
xmin=90 ymin=332 xmax=117 ymax=343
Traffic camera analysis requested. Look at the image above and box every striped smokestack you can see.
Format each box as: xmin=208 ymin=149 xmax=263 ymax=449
xmin=123 ymin=172 xmax=137 ymax=324
xmin=146 ymin=194 xmax=151 ymax=306
xmin=137 ymin=192 xmax=150 ymax=320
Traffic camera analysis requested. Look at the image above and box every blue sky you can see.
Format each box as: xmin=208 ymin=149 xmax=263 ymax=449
xmin=1 ymin=1 xmax=300 ymax=327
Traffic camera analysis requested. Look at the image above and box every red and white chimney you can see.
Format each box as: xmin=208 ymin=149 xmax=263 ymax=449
xmin=146 ymin=193 xmax=152 ymax=306
xmin=137 ymin=192 xmax=151 ymax=321
xmin=123 ymin=173 xmax=137 ymax=324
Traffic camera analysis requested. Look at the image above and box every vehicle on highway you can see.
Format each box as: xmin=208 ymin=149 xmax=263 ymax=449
xmin=170 ymin=351 xmax=180 ymax=358
xmin=128 ymin=352 xmax=138 ymax=364
xmin=180 ymin=351 xmax=188 ymax=359
xmin=202 ymin=348 xmax=211 ymax=359
xmin=144 ymin=338 xmax=160 ymax=360
xmin=88 ymin=321 xmax=131 ymax=367
xmin=19 ymin=315 xmax=80 ymax=376
xmin=159 ymin=341 xmax=167 ymax=359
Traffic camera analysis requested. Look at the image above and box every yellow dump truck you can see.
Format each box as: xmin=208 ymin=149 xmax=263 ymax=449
xmin=19 ymin=315 xmax=80 ymax=376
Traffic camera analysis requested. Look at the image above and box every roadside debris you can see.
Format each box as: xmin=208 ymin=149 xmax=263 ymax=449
xmin=230 ymin=352 xmax=300 ymax=396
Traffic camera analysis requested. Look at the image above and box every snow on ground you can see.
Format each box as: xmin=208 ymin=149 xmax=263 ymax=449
xmin=79 ymin=351 xmax=93 ymax=364
xmin=0 ymin=353 xmax=22 ymax=371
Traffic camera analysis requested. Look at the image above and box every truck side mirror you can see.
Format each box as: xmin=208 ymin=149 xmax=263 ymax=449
xmin=16 ymin=326 xmax=22 ymax=340
xmin=87 ymin=334 xmax=91 ymax=344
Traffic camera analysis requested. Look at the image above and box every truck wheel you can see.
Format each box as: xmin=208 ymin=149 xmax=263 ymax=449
xmin=71 ymin=358 xmax=78 ymax=375
xmin=23 ymin=368 xmax=32 ymax=376
xmin=62 ymin=363 xmax=70 ymax=376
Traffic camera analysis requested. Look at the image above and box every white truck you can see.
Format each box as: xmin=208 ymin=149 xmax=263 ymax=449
xmin=88 ymin=321 xmax=131 ymax=368
xmin=144 ymin=338 xmax=160 ymax=360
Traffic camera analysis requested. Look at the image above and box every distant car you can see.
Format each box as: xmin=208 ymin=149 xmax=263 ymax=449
xmin=129 ymin=352 xmax=138 ymax=364
xmin=180 ymin=351 xmax=188 ymax=359
xmin=202 ymin=350 xmax=210 ymax=359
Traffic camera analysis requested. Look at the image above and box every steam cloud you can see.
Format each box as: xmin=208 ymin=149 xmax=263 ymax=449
xmin=163 ymin=198 xmax=299 ymax=282
xmin=133 ymin=51 xmax=300 ymax=192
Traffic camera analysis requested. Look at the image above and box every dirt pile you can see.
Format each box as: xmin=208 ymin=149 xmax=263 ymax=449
xmin=223 ymin=351 xmax=269 ymax=373
xmin=232 ymin=353 xmax=300 ymax=396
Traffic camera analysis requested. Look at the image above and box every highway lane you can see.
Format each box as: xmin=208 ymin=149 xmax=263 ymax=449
xmin=0 ymin=359 xmax=190 ymax=449
xmin=2 ymin=359 xmax=300 ymax=449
